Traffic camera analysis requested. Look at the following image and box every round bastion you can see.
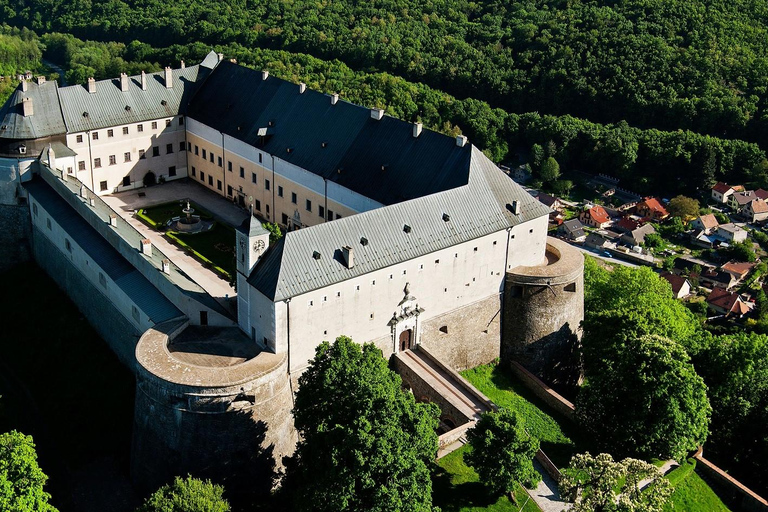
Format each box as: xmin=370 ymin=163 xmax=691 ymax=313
xmin=131 ymin=319 xmax=297 ymax=498
xmin=502 ymin=237 xmax=584 ymax=386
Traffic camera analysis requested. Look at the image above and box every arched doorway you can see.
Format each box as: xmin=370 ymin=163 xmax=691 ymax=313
xmin=399 ymin=329 xmax=413 ymax=352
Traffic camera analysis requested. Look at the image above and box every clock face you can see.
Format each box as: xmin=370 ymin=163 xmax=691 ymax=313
xmin=253 ymin=239 xmax=266 ymax=252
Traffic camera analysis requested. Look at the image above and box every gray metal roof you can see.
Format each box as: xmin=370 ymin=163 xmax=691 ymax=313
xmin=39 ymin=141 xmax=77 ymax=160
xmin=0 ymin=81 xmax=66 ymax=139
xmin=187 ymin=61 xmax=472 ymax=205
xmin=58 ymin=64 xmax=211 ymax=133
xmin=249 ymin=146 xmax=551 ymax=301
xmin=25 ymin=178 xmax=183 ymax=324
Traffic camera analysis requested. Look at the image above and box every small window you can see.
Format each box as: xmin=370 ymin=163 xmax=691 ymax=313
xmin=99 ymin=272 xmax=107 ymax=288
xmin=240 ymin=167 xmax=245 ymax=178
xmin=439 ymin=325 xmax=448 ymax=334
xmin=251 ymin=172 xmax=257 ymax=184
xmin=336 ymin=291 xmax=341 ymax=297
xmin=493 ymin=241 xmax=497 ymax=246
xmin=169 ymin=166 xmax=176 ymax=177
xmin=202 ymin=149 xmax=207 ymax=159
xmin=217 ymin=156 xmax=222 ymax=167
xmin=67 ymin=167 xmax=73 ymax=174
xmin=265 ymin=179 xmax=270 ymax=190
xmin=124 ymin=152 xmax=131 ymax=162
xmin=109 ymin=155 xmax=116 ymax=165
xmin=137 ymin=124 xmax=144 ymax=132
xmin=266 ymin=204 xmax=270 ymax=214
xmin=165 ymin=119 xmax=171 ymax=127
xmin=323 ymin=296 xmax=327 ymax=302
xmin=258 ymin=153 xmax=263 ymax=163
xmin=187 ymin=142 xmax=192 ymax=152
xmin=291 ymin=192 xmax=297 ymax=204
xmin=200 ymin=311 xmax=208 ymax=325
xmin=92 ymin=132 xmax=99 ymax=140
xmin=227 ymin=185 xmax=233 ymax=196
xmin=94 ymin=158 xmax=102 ymax=168
xmin=319 ymin=205 xmax=325 ymax=218
xmin=370 ymin=313 xmax=374 ymax=319
xmin=179 ymin=141 xmax=185 ymax=152
xmin=227 ymin=161 xmax=232 ymax=172
xmin=139 ymin=149 xmax=145 ymax=159
xmin=122 ymin=176 xmax=130 ymax=186
xmin=419 ymin=264 xmax=423 ymax=269
xmin=152 ymin=146 xmax=159 ymax=157
xmin=389 ymin=274 xmax=393 ymax=280
xmin=208 ymin=175 xmax=213 ymax=186
xmin=191 ymin=166 xmax=196 ymax=177
xmin=435 ymin=259 xmax=439 ymax=264
xmin=107 ymin=129 xmax=114 ymax=137
xmin=200 ymin=171 xmax=205 ymax=181
xmin=309 ymin=300 xmax=313 ymax=307
xmin=403 ymin=270 xmax=407 ymax=275
xmin=327 ymin=209 xmax=334 ymax=220
xmin=78 ymin=161 xmax=86 ymax=171
xmin=278 ymin=186 xmax=284 ymax=198
xmin=356 ymin=285 xmax=360 ymax=291
xmin=151 ymin=121 xmax=158 ymax=130
xmin=100 ymin=181 xmax=108 ymax=191
xmin=529 ymin=229 xmax=534 ymax=233
xmin=306 ymin=199 xmax=312 ymax=212
xmin=76 ymin=134 xmax=83 ymax=143
xmin=179 ymin=116 xmax=184 ymax=125
xmin=474 ymin=247 xmax=478 ymax=252
xmin=209 ymin=153 xmax=214 ymax=163
xmin=194 ymin=145 xmax=199 ymax=156
xmin=372 ymin=280 xmax=376 ymax=285
xmin=32 ymin=203 xmax=38 ymax=216
xmin=217 ymin=180 xmax=222 ymax=191
xmin=166 ymin=143 xmax=173 ymax=154
xmin=255 ymin=199 xmax=261 ymax=211
xmin=564 ymin=283 xmax=577 ymax=293
xmin=122 ymin=127 xmax=129 ymax=135
xmin=46 ymin=218 xmax=51 ymax=230
xmin=336 ymin=213 xmax=342 ymax=220
xmin=282 ymin=213 xmax=289 ymax=225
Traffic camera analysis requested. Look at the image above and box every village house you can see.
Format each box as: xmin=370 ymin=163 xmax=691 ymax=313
xmin=711 ymin=182 xmax=736 ymax=204
xmin=755 ymin=189 xmax=768 ymax=201
xmin=706 ymin=288 xmax=753 ymax=317
xmin=621 ymin=223 xmax=656 ymax=247
xmin=660 ymin=272 xmax=692 ymax=299
xmin=579 ymin=205 xmax=611 ymax=228
xmin=635 ymin=197 xmax=669 ymax=221
xmin=585 ymin=231 xmax=614 ymax=250
xmin=614 ymin=216 xmax=642 ymax=233
xmin=558 ymin=219 xmax=586 ymax=242
xmin=720 ymin=261 xmax=756 ymax=285
xmin=729 ymin=190 xmax=758 ymax=211
xmin=536 ymin=192 xmax=563 ymax=212
xmin=689 ymin=213 xmax=719 ymax=234
xmin=742 ymin=199 xmax=768 ymax=223
xmin=716 ymin=223 xmax=748 ymax=243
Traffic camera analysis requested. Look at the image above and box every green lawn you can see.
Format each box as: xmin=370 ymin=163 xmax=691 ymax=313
xmin=461 ymin=363 xmax=587 ymax=468
xmin=433 ymin=445 xmax=542 ymax=512
xmin=141 ymin=200 xmax=213 ymax=226
xmin=663 ymin=459 xmax=732 ymax=512
xmin=172 ymin=223 xmax=237 ymax=276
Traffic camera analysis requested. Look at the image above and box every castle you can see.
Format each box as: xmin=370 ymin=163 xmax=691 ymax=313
xmin=0 ymin=52 xmax=583 ymax=493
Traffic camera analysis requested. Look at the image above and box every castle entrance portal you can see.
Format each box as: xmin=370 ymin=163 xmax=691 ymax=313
xmin=399 ymin=329 xmax=413 ymax=352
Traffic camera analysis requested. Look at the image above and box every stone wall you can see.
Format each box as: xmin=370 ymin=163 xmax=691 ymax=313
xmin=694 ymin=452 xmax=768 ymax=512
xmin=508 ymin=361 xmax=575 ymax=423
xmin=419 ymin=294 xmax=502 ymax=371
xmin=32 ymin=228 xmax=141 ymax=366
xmin=0 ymin=204 xmax=31 ymax=272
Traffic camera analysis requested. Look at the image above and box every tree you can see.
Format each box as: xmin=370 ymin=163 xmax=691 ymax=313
xmin=262 ymin=222 xmax=282 ymax=244
xmin=723 ymin=240 xmax=756 ymax=262
xmin=667 ymin=195 xmax=700 ymax=220
xmin=560 ymin=452 xmax=673 ymax=512
xmin=0 ymin=431 xmax=57 ymax=512
xmin=282 ymin=336 xmax=440 ymax=512
xmin=576 ymin=335 xmax=710 ymax=460
xmin=464 ymin=409 xmax=540 ymax=495
xmin=136 ymin=476 xmax=230 ymax=512
xmin=642 ymin=232 xmax=664 ymax=249
xmin=552 ymin=179 xmax=574 ymax=197
xmin=530 ymin=144 xmax=545 ymax=172
xmin=539 ymin=157 xmax=561 ymax=183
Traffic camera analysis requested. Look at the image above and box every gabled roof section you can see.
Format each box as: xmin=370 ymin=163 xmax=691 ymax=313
xmin=0 ymin=80 xmax=66 ymax=139
xmin=248 ymin=146 xmax=550 ymax=301
xmin=187 ymin=61 xmax=472 ymax=205
xmin=58 ymin=65 xmax=211 ymax=133
xmin=712 ymin=182 xmax=733 ymax=194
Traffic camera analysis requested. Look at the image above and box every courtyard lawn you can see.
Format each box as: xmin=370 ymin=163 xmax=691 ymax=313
xmin=461 ymin=362 xmax=587 ymax=468
xmin=172 ymin=222 xmax=237 ymax=277
xmin=663 ymin=459 xmax=733 ymax=512
xmin=433 ymin=445 xmax=542 ymax=512
xmin=141 ymin=200 xmax=213 ymax=226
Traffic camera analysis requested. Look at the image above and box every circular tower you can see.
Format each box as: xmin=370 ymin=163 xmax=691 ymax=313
xmin=132 ymin=319 xmax=297 ymax=500
xmin=502 ymin=237 xmax=584 ymax=387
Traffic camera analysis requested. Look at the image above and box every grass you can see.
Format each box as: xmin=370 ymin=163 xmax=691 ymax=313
xmin=432 ymin=445 xmax=542 ymax=512
xmin=141 ymin=200 xmax=213 ymax=226
xmin=461 ymin=362 xmax=587 ymax=468
xmin=663 ymin=459 xmax=732 ymax=512
xmin=0 ymin=262 xmax=137 ymax=510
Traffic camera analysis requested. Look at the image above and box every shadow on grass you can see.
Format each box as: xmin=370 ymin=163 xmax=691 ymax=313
xmin=432 ymin=464 xmax=501 ymax=511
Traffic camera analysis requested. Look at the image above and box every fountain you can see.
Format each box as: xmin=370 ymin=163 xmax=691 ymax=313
xmin=181 ymin=200 xmax=198 ymax=226
xmin=168 ymin=199 xmax=211 ymax=233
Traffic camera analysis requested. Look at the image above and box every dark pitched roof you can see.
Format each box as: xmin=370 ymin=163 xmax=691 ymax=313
xmin=0 ymin=80 xmax=66 ymax=139
xmin=712 ymin=182 xmax=733 ymax=194
xmin=186 ymin=61 xmax=472 ymax=206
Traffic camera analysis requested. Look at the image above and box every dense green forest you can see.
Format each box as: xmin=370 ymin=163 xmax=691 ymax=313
xmin=2 ymin=0 xmax=767 ymax=146
xmin=1 ymin=28 xmax=766 ymax=196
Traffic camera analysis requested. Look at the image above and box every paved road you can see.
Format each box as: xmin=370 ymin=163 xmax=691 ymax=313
xmin=574 ymin=245 xmax=639 ymax=267
xmin=529 ymin=460 xmax=572 ymax=512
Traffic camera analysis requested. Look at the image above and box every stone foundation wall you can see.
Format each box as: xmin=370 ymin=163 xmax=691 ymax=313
xmin=32 ymin=228 xmax=141 ymax=366
xmin=419 ymin=294 xmax=502 ymax=371
xmin=0 ymin=204 xmax=31 ymax=272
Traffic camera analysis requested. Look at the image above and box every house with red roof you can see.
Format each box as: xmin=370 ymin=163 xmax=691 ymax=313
xmin=661 ymin=272 xmax=692 ymax=299
xmin=635 ymin=197 xmax=669 ymax=221
xmin=711 ymin=182 xmax=736 ymax=204
xmin=579 ymin=205 xmax=611 ymax=228
xmin=706 ymin=288 xmax=753 ymax=317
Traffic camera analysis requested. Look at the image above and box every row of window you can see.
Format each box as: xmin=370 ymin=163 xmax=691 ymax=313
xmin=78 ymin=142 xmax=184 ymax=171
xmin=75 ymin=117 xmax=183 ymax=143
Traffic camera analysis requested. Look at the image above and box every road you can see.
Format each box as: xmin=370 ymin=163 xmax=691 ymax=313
xmin=42 ymin=59 xmax=67 ymax=85
xmin=573 ymin=245 xmax=639 ymax=267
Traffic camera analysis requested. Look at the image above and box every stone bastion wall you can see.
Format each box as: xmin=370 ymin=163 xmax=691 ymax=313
xmin=502 ymin=237 xmax=584 ymax=386
xmin=132 ymin=319 xmax=297 ymax=499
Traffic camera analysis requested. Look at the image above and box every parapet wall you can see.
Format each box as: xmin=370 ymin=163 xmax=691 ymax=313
xmin=132 ymin=320 xmax=297 ymax=498
xmin=0 ymin=204 xmax=31 ymax=272
xmin=502 ymin=237 xmax=584 ymax=385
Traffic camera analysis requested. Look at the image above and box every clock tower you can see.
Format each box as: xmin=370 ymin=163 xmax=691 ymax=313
xmin=236 ymin=213 xmax=271 ymax=278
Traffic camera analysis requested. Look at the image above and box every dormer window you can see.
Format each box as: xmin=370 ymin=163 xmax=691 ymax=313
xmin=18 ymin=144 xmax=26 ymax=155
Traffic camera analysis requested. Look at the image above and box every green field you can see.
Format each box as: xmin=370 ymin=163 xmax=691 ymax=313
xmin=433 ymin=445 xmax=542 ymax=512
xmin=663 ymin=459 xmax=732 ymax=512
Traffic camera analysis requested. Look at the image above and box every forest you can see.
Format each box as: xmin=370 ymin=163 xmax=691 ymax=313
xmin=1 ymin=26 xmax=767 ymax=197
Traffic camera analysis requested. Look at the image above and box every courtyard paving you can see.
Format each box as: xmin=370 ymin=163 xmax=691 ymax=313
xmin=102 ymin=179 xmax=249 ymax=311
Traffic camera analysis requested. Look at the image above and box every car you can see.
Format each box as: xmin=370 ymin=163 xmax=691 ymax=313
xmin=603 ymin=251 xmax=613 ymax=258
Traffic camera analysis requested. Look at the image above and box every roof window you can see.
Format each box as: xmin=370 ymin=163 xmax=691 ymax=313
xmin=403 ymin=224 xmax=412 ymax=234
xmin=312 ymin=251 xmax=321 ymax=260
xmin=442 ymin=213 xmax=450 ymax=222
xmin=360 ymin=237 xmax=368 ymax=246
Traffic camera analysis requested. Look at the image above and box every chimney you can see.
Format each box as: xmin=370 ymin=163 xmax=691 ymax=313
xmin=109 ymin=214 xmax=118 ymax=227
xmin=162 ymin=259 xmax=171 ymax=274
xmin=87 ymin=77 xmax=96 ymax=94
xmin=371 ymin=108 xmax=384 ymax=121
xmin=140 ymin=239 xmax=152 ymax=256
xmin=80 ymin=185 xmax=88 ymax=198
xmin=47 ymin=143 xmax=55 ymax=169
xmin=342 ymin=246 xmax=354 ymax=269
xmin=118 ymin=73 xmax=128 ymax=92
xmin=508 ymin=200 xmax=521 ymax=215
xmin=180 ymin=60 xmax=185 ymax=69
xmin=299 ymin=82 xmax=306 ymax=94
xmin=141 ymin=71 xmax=147 ymax=91
xmin=22 ymin=97 xmax=33 ymax=117
xmin=261 ymin=70 xmax=269 ymax=80
xmin=456 ymin=135 xmax=468 ymax=147
xmin=21 ymin=80 xmax=28 ymax=92
xmin=164 ymin=67 xmax=173 ymax=88
xmin=89 ymin=197 xmax=96 ymax=207
xmin=413 ymin=122 xmax=423 ymax=138
xmin=217 ymin=52 xmax=224 ymax=61
xmin=35 ymin=76 xmax=45 ymax=85
xmin=331 ymin=93 xmax=339 ymax=105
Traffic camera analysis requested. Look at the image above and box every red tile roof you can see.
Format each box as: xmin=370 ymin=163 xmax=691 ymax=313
xmin=660 ymin=272 xmax=689 ymax=297
xmin=696 ymin=213 xmax=719 ymax=230
xmin=638 ymin=197 xmax=669 ymax=217
xmin=586 ymin=205 xmax=610 ymax=225
xmin=616 ymin=217 xmax=640 ymax=232
xmin=755 ymin=189 xmax=768 ymax=200
xmin=750 ymin=199 xmax=768 ymax=213
xmin=712 ymin=182 xmax=733 ymax=194
xmin=721 ymin=261 xmax=756 ymax=278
